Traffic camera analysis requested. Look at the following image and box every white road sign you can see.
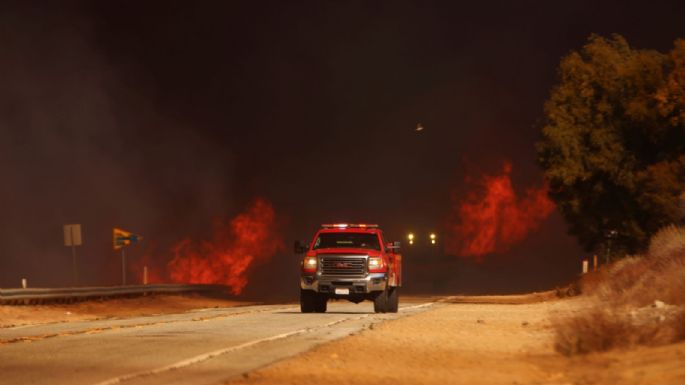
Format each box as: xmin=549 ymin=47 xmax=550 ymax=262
xmin=64 ymin=224 xmax=82 ymax=246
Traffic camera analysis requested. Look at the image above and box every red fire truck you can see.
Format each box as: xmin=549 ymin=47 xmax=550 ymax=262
xmin=295 ymin=223 xmax=402 ymax=313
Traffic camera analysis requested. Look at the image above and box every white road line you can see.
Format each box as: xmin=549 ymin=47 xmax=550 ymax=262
xmin=0 ymin=306 xmax=303 ymax=346
xmin=91 ymin=315 xmax=368 ymax=385
xmin=92 ymin=300 xmax=437 ymax=385
xmin=400 ymin=302 xmax=435 ymax=311
xmin=1 ymin=324 xmax=38 ymax=330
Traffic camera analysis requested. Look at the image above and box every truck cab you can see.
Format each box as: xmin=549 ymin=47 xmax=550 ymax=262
xmin=295 ymin=223 xmax=402 ymax=313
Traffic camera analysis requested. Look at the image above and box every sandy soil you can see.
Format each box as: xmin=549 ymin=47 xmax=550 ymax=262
xmin=227 ymin=295 xmax=685 ymax=385
xmin=0 ymin=294 xmax=254 ymax=328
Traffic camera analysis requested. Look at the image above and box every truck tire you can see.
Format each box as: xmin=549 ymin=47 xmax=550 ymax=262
xmin=300 ymin=289 xmax=316 ymax=313
xmin=387 ymin=287 xmax=399 ymax=313
xmin=373 ymin=288 xmax=388 ymax=313
xmin=314 ymin=294 xmax=327 ymax=313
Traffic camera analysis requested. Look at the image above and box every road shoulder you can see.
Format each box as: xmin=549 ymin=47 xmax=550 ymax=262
xmin=226 ymin=297 xmax=685 ymax=385
xmin=0 ymin=294 xmax=253 ymax=328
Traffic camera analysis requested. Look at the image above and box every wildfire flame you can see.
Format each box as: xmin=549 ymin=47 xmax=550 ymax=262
xmin=167 ymin=198 xmax=284 ymax=295
xmin=445 ymin=161 xmax=555 ymax=260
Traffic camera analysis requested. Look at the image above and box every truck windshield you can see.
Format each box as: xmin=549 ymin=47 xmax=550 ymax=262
xmin=313 ymin=232 xmax=381 ymax=250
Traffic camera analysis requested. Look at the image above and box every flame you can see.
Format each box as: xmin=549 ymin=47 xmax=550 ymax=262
xmin=167 ymin=198 xmax=284 ymax=295
xmin=445 ymin=161 xmax=555 ymax=260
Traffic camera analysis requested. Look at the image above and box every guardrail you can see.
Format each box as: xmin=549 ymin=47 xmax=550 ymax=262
xmin=0 ymin=284 xmax=226 ymax=305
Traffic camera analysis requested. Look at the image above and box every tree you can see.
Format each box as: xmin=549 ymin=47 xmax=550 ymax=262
xmin=537 ymin=34 xmax=685 ymax=256
xmin=656 ymin=39 xmax=685 ymax=127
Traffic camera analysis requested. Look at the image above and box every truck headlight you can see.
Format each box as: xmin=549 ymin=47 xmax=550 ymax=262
xmin=303 ymin=256 xmax=317 ymax=272
xmin=368 ymin=257 xmax=383 ymax=271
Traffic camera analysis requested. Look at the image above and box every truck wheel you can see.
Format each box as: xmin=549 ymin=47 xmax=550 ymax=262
xmin=387 ymin=287 xmax=399 ymax=313
xmin=314 ymin=294 xmax=327 ymax=313
xmin=300 ymin=289 xmax=316 ymax=313
xmin=373 ymin=288 xmax=388 ymax=313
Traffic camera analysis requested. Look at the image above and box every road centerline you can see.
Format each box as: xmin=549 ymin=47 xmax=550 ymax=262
xmin=90 ymin=301 xmax=438 ymax=385
xmin=91 ymin=314 xmax=371 ymax=385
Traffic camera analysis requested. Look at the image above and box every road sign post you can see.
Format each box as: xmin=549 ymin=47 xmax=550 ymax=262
xmin=121 ymin=247 xmax=126 ymax=286
xmin=63 ymin=224 xmax=83 ymax=286
xmin=113 ymin=228 xmax=142 ymax=286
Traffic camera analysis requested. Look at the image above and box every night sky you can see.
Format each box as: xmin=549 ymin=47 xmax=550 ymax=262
xmin=2 ymin=1 xmax=684 ymax=296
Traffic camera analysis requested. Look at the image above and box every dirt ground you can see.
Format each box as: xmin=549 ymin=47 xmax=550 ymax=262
xmin=0 ymin=294 xmax=253 ymax=328
xmin=226 ymin=294 xmax=685 ymax=385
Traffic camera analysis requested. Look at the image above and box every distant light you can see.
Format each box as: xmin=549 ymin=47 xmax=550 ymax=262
xmin=407 ymin=233 xmax=414 ymax=240
xmin=429 ymin=233 xmax=436 ymax=240
xmin=431 ymin=239 xmax=436 ymax=245
xmin=409 ymin=240 xmax=414 ymax=245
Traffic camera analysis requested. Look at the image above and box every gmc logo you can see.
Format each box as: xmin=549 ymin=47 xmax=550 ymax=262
xmin=335 ymin=262 xmax=351 ymax=268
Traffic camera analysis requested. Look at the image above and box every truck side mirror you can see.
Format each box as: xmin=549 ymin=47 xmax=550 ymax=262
xmin=386 ymin=241 xmax=401 ymax=253
xmin=294 ymin=240 xmax=308 ymax=254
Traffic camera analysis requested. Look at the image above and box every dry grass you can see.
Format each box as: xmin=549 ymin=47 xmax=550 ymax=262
xmin=553 ymin=225 xmax=685 ymax=355
xmin=649 ymin=225 xmax=685 ymax=262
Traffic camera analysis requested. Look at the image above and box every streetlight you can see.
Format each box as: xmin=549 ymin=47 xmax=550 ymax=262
xmin=429 ymin=233 xmax=436 ymax=245
xmin=407 ymin=233 xmax=414 ymax=245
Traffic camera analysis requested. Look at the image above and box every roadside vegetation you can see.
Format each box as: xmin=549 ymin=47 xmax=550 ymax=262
xmin=537 ymin=34 xmax=685 ymax=355
xmin=537 ymin=34 xmax=685 ymax=257
xmin=554 ymin=225 xmax=685 ymax=355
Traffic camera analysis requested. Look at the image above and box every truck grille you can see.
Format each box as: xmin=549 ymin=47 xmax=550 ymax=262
xmin=320 ymin=256 xmax=366 ymax=277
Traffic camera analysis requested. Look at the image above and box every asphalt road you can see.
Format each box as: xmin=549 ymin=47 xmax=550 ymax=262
xmin=0 ymin=299 xmax=438 ymax=385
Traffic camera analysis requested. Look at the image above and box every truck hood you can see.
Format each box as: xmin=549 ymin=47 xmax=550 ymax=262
xmin=312 ymin=248 xmax=381 ymax=257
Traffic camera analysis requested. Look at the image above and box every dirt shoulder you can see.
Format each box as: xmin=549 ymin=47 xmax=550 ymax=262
xmin=227 ymin=295 xmax=685 ymax=385
xmin=0 ymin=294 xmax=254 ymax=328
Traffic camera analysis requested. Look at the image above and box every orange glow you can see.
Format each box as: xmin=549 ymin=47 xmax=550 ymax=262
xmin=167 ymin=198 xmax=284 ymax=295
xmin=128 ymin=243 xmax=166 ymax=285
xmin=445 ymin=161 xmax=555 ymax=261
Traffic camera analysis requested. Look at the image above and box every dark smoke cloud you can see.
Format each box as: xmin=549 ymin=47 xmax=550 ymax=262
xmin=2 ymin=1 xmax=684 ymax=296
xmin=0 ymin=5 xmax=235 ymax=287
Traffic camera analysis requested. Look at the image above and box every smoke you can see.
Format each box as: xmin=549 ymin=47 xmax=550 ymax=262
xmin=445 ymin=161 xmax=555 ymax=261
xmin=0 ymin=5 xmax=235 ymax=287
xmin=166 ymin=198 xmax=284 ymax=295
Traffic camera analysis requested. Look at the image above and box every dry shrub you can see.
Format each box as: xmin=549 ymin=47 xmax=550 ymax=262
xmin=644 ymin=225 xmax=685 ymax=306
xmin=554 ymin=225 xmax=685 ymax=355
xmin=554 ymin=281 xmax=581 ymax=297
xmin=587 ymin=226 xmax=685 ymax=307
xmin=627 ymin=261 xmax=685 ymax=307
xmin=554 ymin=303 xmax=684 ymax=355
xmin=554 ymin=307 xmax=637 ymax=355
xmin=672 ymin=310 xmax=685 ymax=341
xmin=596 ymin=256 xmax=650 ymax=302
xmin=648 ymin=225 xmax=685 ymax=263
xmin=578 ymin=257 xmax=651 ymax=302
xmin=653 ymin=308 xmax=685 ymax=345
xmin=578 ymin=268 xmax=608 ymax=295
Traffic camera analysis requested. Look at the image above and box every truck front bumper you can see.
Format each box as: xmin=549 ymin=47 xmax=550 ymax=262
xmin=300 ymin=273 xmax=387 ymax=294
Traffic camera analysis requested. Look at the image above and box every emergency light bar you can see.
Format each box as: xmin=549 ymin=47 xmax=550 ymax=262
xmin=321 ymin=223 xmax=379 ymax=229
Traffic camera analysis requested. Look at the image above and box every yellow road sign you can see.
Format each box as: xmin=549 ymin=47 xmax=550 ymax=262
xmin=113 ymin=228 xmax=142 ymax=250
